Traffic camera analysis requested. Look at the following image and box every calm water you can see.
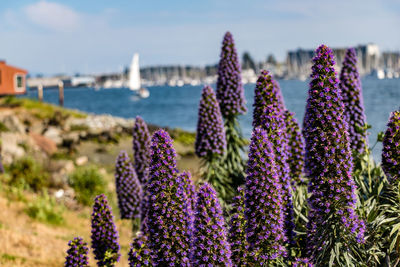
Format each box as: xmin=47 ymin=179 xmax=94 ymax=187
xmin=24 ymin=78 xmax=400 ymax=160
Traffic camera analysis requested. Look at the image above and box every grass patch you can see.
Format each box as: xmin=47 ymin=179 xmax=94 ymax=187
xmin=6 ymin=157 xmax=49 ymax=192
xmin=0 ymin=122 xmax=9 ymax=132
xmin=70 ymin=124 xmax=89 ymax=131
xmin=25 ymin=193 xmax=65 ymax=225
xmin=50 ymin=151 xmax=73 ymax=160
xmin=170 ymin=128 xmax=196 ymax=146
xmin=68 ymin=165 xmax=106 ymax=206
xmin=0 ymin=96 xmax=86 ymax=120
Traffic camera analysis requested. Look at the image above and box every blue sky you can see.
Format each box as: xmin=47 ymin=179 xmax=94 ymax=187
xmin=0 ymin=0 xmax=399 ymax=75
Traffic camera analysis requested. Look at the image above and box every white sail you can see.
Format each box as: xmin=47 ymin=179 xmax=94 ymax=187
xmin=129 ymin=53 xmax=141 ymax=91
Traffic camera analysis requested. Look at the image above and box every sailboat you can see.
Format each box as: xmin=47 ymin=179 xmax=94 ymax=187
xmin=129 ymin=53 xmax=150 ymax=98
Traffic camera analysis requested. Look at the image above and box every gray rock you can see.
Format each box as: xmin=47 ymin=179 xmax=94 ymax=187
xmin=44 ymin=127 xmax=63 ymax=145
xmin=1 ymin=115 xmax=25 ymax=133
xmin=1 ymin=132 xmax=26 ymax=164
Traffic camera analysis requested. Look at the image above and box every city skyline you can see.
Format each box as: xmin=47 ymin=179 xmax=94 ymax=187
xmin=1 ymin=0 xmax=399 ymax=75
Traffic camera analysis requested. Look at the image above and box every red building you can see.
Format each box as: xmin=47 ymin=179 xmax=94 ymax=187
xmin=0 ymin=60 xmax=28 ymax=95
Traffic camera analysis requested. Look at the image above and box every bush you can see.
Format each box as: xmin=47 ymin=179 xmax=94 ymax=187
xmin=7 ymin=157 xmax=49 ymax=192
xmin=25 ymin=192 xmax=64 ymax=225
xmin=68 ymin=165 xmax=106 ymax=206
xmin=170 ymin=128 xmax=196 ymax=145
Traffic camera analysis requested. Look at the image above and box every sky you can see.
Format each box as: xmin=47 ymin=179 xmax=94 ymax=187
xmin=0 ymin=0 xmax=399 ymax=75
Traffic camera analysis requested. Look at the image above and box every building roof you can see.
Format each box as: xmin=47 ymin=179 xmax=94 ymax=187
xmin=0 ymin=60 xmax=28 ymax=74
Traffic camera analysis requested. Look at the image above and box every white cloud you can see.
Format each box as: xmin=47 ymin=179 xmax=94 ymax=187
xmin=24 ymin=0 xmax=81 ymax=32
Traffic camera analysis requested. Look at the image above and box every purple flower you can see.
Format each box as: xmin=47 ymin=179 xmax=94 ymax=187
xmin=303 ymin=45 xmax=364 ymax=263
xmin=195 ymin=85 xmax=226 ymax=158
xmin=339 ymin=48 xmax=368 ymax=154
xmin=145 ymin=129 xmax=191 ymax=266
xmin=129 ymin=234 xmax=153 ymax=267
xmin=216 ymin=31 xmax=247 ymax=117
xmin=283 ymin=110 xmax=305 ymax=183
xmin=228 ymin=187 xmax=248 ymax=266
xmin=259 ymin=104 xmax=296 ymax=244
xmin=115 ymin=150 xmax=142 ymax=219
xmin=91 ymin=194 xmax=120 ymax=266
xmin=132 ymin=116 xmax=151 ymax=184
xmin=192 ymin=183 xmax=232 ymax=266
xmin=382 ymin=110 xmax=400 ymax=183
xmin=245 ymin=127 xmax=286 ymax=263
xmin=252 ymin=70 xmax=285 ymax=127
xmin=65 ymin=237 xmax=89 ymax=267
xmin=252 ymin=70 xmax=296 ymax=243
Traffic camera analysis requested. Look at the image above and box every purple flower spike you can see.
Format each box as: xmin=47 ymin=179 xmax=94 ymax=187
xmin=382 ymin=110 xmax=400 ymax=184
xmin=195 ymin=85 xmax=226 ymax=158
xmin=303 ymin=45 xmax=364 ymax=263
xmin=259 ymin=105 xmax=296 ymax=244
xmin=65 ymin=237 xmax=89 ymax=267
xmin=293 ymin=258 xmax=314 ymax=267
xmin=129 ymin=235 xmax=153 ymax=267
xmin=145 ymin=129 xmax=191 ymax=266
xmin=245 ymin=127 xmax=286 ymax=263
xmin=115 ymin=150 xmax=142 ymax=219
xmin=228 ymin=187 xmax=248 ymax=266
xmin=283 ymin=110 xmax=305 ymax=183
xmin=252 ymin=70 xmax=285 ymax=128
xmin=192 ymin=183 xmax=232 ymax=266
xmin=132 ymin=116 xmax=151 ymax=184
xmin=339 ymin=48 xmax=368 ymax=154
xmin=216 ymin=31 xmax=246 ymax=117
xmin=91 ymin=194 xmax=120 ymax=266
xmin=179 ymin=171 xmax=196 ymax=216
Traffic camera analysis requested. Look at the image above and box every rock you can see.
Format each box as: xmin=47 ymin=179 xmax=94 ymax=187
xmin=75 ymin=156 xmax=88 ymax=166
xmin=49 ymin=172 xmax=68 ymax=188
xmin=66 ymin=114 xmax=134 ymax=135
xmin=1 ymin=115 xmax=25 ymax=133
xmin=1 ymin=132 xmax=26 ymax=164
xmin=43 ymin=127 xmax=63 ymax=145
xmin=62 ymin=132 xmax=80 ymax=151
xmin=30 ymin=132 xmax=57 ymax=155
xmin=48 ymin=160 xmax=75 ymax=188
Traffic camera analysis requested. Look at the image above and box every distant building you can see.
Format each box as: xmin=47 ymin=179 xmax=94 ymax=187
xmin=0 ymin=60 xmax=28 ymax=95
xmin=286 ymin=44 xmax=382 ymax=79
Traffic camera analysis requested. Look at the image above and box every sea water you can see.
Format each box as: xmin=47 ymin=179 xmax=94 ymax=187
xmin=24 ymin=78 xmax=400 ymax=160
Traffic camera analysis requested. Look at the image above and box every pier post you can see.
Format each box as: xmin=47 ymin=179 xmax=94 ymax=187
xmin=58 ymin=81 xmax=64 ymax=107
xmin=38 ymin=84 xmax=43 ymax=102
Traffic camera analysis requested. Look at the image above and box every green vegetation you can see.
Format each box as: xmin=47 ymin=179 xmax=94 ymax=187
xmin=0 ymin=96 xmax=86 ymax=120
xmin=68 ymin=165 xmax=106 ymax=206
xmin=6 ymin=157 xmax=49 ymax=192
xmin=25 ymin=192 xmax=64 ymax=225
xmin=170 ymin=128 xmax=196 ymax=145
xmin=70 ymin=124 xmax=89 ymax=131
xmin=0 ymin=122 xmax=9 ymax=132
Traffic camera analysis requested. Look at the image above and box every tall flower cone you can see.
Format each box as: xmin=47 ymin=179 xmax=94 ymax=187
xmin=382 ymin=110 xmax=400 ymax=184
xmin=253 ymin=71 xmax=296 ymax=244
xmin=91 ymin=194 xmax=120 ymax=266
xmin=65 ymin=237 xmax=89 ymax=267
xmin=192 ymin=183 xmax=232 ymax=266
xmin=195 ymin=85 xmax=232 ymax=201
xmin=115 ymin=150 xmax=142 ymax=219
xmin=216 ymin=31 xmax=247 ymax=188
xmin=303 ymin=44 xmax=365 ymax=265
xmin=145 ymin=129 xmax=191 ymax=266
xmin=283 ymin=110 xmax=305 ymax=183
xmin=132 ymin=116 xmax=151 ymax=184
xmin=245 ymin=127 xmax=286 ymax=263
xmin=339 ymin=48 xmax=368 ymax=155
